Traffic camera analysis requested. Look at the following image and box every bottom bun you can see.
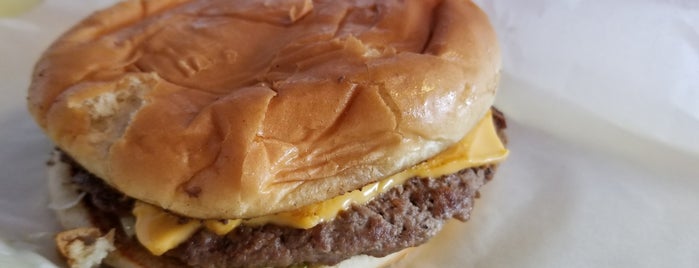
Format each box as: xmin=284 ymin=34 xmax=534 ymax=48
xmin=48 ymin=151 xmax=410 ymax=268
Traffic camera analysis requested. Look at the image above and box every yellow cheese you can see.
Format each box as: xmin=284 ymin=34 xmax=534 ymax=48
xmin=412 ymin=109 xmax=508 ymax=177
xmin=133 ymin=202 xmax=202 ymax=256
xmin=133 ymin=111 xmax=508 ymax=255
xmin=245 ymin=182 xmax=381 ymax=229
xmin=203 ymin=219 xmax=242 ymax=235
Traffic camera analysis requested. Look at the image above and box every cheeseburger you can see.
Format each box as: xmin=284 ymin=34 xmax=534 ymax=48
xmin=28 ymin=0 xmax=507 ymax=267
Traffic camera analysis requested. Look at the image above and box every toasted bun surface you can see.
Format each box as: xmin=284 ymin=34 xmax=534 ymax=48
xmin=30 ymin=0 xmax=500 ymax=219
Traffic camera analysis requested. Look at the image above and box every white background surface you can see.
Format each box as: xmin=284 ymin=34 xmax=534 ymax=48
xmin=1 ymin=0 xmax=697 ymax=267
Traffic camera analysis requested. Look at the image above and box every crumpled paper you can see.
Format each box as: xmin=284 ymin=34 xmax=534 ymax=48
xmin=0 ymin=0 xmax=697 ymax=267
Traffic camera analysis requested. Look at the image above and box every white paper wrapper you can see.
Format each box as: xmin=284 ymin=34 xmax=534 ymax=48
xmin=0 ymin=0 xmax=697 ymax=267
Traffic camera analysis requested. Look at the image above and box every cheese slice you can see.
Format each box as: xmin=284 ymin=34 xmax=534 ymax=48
xmin=133 ymin=202 xmax=202 ymax=256
xmin=204 ymin=219 xmax=242 ymax=235
xmin=133 ymin=110 xmax=508 ymax=255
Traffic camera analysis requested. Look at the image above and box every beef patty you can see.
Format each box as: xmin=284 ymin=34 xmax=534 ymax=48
xmin=61 ymin=110 xmax=506 ymax=268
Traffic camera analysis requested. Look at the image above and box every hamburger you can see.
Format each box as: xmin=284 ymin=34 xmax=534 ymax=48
xmin=28 ymin=0 xmax=507 ymax=267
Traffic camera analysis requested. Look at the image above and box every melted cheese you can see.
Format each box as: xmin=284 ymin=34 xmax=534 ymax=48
xmin=133 ymin=202 xmax=202 ymax=256
xmin=133 ymin=111 xmax=508 ymax=255
xmin=204 ymin=219 xmax=242 ymax=235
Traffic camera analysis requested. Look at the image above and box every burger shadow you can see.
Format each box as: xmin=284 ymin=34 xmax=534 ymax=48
xmin=401 ymin=122 xmax=582 ymax=268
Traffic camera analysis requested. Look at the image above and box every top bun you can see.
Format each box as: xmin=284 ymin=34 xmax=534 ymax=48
xmin=28 ymin=0 xmax=500 ymax=219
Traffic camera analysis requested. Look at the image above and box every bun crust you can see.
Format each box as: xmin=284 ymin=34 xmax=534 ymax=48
xmin=30 ymin=0 xmax=500 ymax=219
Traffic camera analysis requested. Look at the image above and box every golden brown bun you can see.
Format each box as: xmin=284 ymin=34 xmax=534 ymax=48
xmin=30 ymin=0 xmax=500 ymax=219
